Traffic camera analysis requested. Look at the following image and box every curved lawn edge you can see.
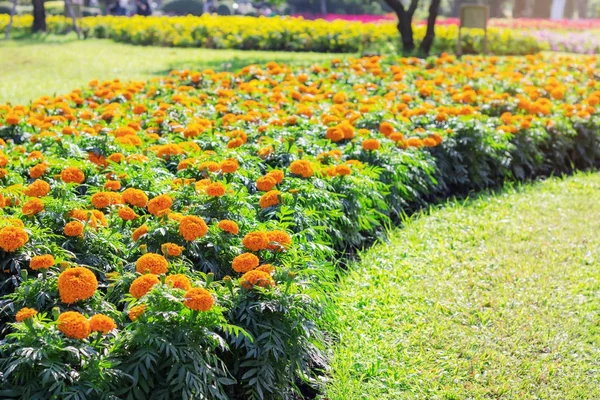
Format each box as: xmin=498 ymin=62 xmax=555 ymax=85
xmin=325 ymin=172 xmax=600 ymax=399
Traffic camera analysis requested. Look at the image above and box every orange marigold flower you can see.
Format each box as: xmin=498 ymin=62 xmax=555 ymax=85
xmin=183 ymin=287 xmax=214 ymax=311
xmin=179 ymin=215 xmax=208 ymax=241
xmin=206 ymin=182 xmax=226 ymax=197
xmin=407 ymin=137 xmax=424 ymax=148
xmin=242 ymin=231 xmax=269 ymax=252
xmin=335 ymin=164 xmax=352 ymax=176
xmin=290 ymin=160 xmax=313 ymax=178
xmin=129 ymin=274 xmax=160 ymax=298
xmin=266 ymin=169 xmax=284 ymax=184
xmin=266 ymin=230 xmax=292 ymax=251
xmin=91 ymin=192 xmax=112 ymax=208
xmin=218 ymin=220 xmax=239 ymax=235
xmin=29 ymin=162 xmax=48 ymax=179
xmin=15 ymin=307 xmax=38 ymax=322
xmin=135 ymin=253 xmax=168 ymax=275
xmin=132 ymin=224 xmax=148 ymax=241
xmin=119 ymin=206 xmax=138 ymax=221
xmin=255 ymin=264 xmax=275 ymax=274
xmin=128 ymin=304 xmax=146 ymax=321
xmin=30 ymin=254 xmax=55 ymax=270
xmin=165 ymin=274 xmax=192 ymax=291
xmin=379 ymin=122 xmax=395 ymax=136
xmin=64 ymin=220 xmax=84 ymax=237
xmin=256 ymin=176 xmax=277 ymax=192
xmin=259 ymin=190 xmax=281 ymax=209
xmin=122 ymin=188 xmax=148 ymax=208
xmin=61 ymin=167 xmax=85 ymax=184
xmin=423 ymin=137 xmax=437 ymax=147
xmin=148 ymin=194 xmax=173 ymax=216
xmin=24 ymin=179 xmax=51 ymax=197
xmin=57 ymin=311 xmax=90 ymax=339
xmin=107 ymin=153 xmax=125 ymax=163
xmin=232 ymin=253 xmax=259 ymax=273
xmin=389 ymin=132 xmax=404 ymax=142
xmin=104 ymin=180 xmax=121 ymax=191
xmin=161 ymin=242 xmax=183 ymax=257
xmin=89 ymin=314 xmax=117 ymax=334
xmin=362 ymin=139 xmax=380 ymax=151
xmin=220 ymin=158 xmax=239 ymax=173
xmin=22 ymin=198 xmax=44 ymax=216
xmin=58 ymin=266 xmax=98 ymax=304
xmin=240 ymin=270 xmax=275 ymax=290
xmin=198 ymin=161 xmax=220 ymax=173
xmin=0 ymin=226 xmax=29 ymax=252
xmin=5 ymin=114 xmax=20 ymax=125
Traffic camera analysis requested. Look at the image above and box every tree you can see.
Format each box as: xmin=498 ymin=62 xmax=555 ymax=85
xmin=32 ymin=0 xmax=46 ymax=33
xmin=382 ymin=0 xmax=441 ymax=56
xmin=4 ymin=0 xmax=18 ymax=40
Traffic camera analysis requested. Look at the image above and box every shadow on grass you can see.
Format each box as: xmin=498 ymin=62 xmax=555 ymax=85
xmin=2 ymin=32 xmax=82 ymax=46
xmin=147 ymin=56 xmax=324 ymax=76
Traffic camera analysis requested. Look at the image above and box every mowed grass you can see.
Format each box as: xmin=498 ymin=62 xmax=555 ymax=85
xmin=326 ymin=172 xmax=600 ymax=399
xmin=0 ymin=35 xmax=347 ymax=105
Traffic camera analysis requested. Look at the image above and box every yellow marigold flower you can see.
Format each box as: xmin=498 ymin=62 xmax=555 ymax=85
xmin=242 ymin=231 xmax=269 ymax=252
xmin=129 ymin=274 xmax=160 ymax=298
xmin=128 ymin=304 xmax=146 ymax=321
xmin=119 ymin=206 xmax=138 ymax=221
xmin=122 ymin=188 xmax=148 ymax=208
xmin=218 ymin=220 xmax=239 ymax=235
xmin=23 ymin=179 xmax=50 ymax=197
xmin=240 ymin=270 xmax=275 ymax=290
xmin=179 ymin=215 xmax=208 ymax=241
xmin=22 ymin=198 xmax=44 ymax=216
xmin=256 ymin=176 xmax=277 ymax=192
xmin=206 ymin=182 xmax=226 ymax=197
xmin=58 ymin=266 xmax=98 ymax=304
xmin=232 ymin=253 xmax=259 ymax=273
xmin=89 ymin=314 xmax=116 ymax=334
xmin=165 ymin=274 xmax=192 ymax=291
xmin=61 ymin=167 xmax=85 ymax=184
xmin=259 ymin=190 xmax=281 ymax=209
xmin=266 ymin=169 xmax=284 ymax=184
xmin=57 ymin=311 xmax=90 ymax=339
xmin=0 ymin=226 xmax=29 ymax=252
xmin=64 ymin=220 xmax=84 ymax=237
xmin=15 ymin=307 xmax=37 ymax=322
xmin=161 ymin=242 xmax=183 ymax=257
xmin=266 ymin=230 xmax=292 ymax=251
xmin=30 ymin=254 xmax=54 ymax=270
xmin=290 ymin=160 xmax=313 ymax=178
xmin=183 ymin=287 xmax=214 ymax=311
xmin=362 ymin=139 xmax=381 ymax=151
xmin=148 ymin=194 xmax=173 ymax=216
xmin=220 ymin=158 xmax=239 ymax=173
xmin=132 ymin=224 xmax=148 ymax=241
xmin=135 ymin=253 xmax=168 ymax=275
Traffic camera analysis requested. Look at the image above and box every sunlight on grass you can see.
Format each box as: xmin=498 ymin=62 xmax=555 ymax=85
xmin=327 ymin=173 xmax=600 ymax=399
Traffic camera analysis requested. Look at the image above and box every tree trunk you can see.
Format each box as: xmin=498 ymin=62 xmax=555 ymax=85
xmin=32 ymin=0 xmax=46 ymax=33
xmin=4 ymin=0 xmax=17 ymax=40
xmin=320 ymin=0 xmax=327 ymax=15
xmin=532 ymin=0 xmax=551 ymax=17
xmin=419 ymin=0 xmax=441 ymax=56
xmin=563 ymin=0 xmax=575 ymax=17
xmin=576 ymin=0 xmax=588 ymax=17
xmin=383 ymin=0 xmax=419 ymax=54
xmin=513 ymin=0 xmax=527 ymax=16
xmin=490 ymin=0 xmax=505 ymax=17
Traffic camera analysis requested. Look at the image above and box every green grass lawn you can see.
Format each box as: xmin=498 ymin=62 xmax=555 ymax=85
xmin=0 ymin=35 xmax=347 ymax=105
xmin=326 ymin=172 xmax=600 ymax=399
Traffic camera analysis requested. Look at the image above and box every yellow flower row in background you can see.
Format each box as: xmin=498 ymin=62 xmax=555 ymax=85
xmin=0 ymin=14 xmax=545 ymax=54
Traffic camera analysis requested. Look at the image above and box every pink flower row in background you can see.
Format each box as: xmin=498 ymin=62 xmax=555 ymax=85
xmin=294 ymin=14 xmax=600 ymax=31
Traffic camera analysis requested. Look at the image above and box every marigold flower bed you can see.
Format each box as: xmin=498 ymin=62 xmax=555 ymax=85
xmin=0 ymin=53 xmax=599 ymax=399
